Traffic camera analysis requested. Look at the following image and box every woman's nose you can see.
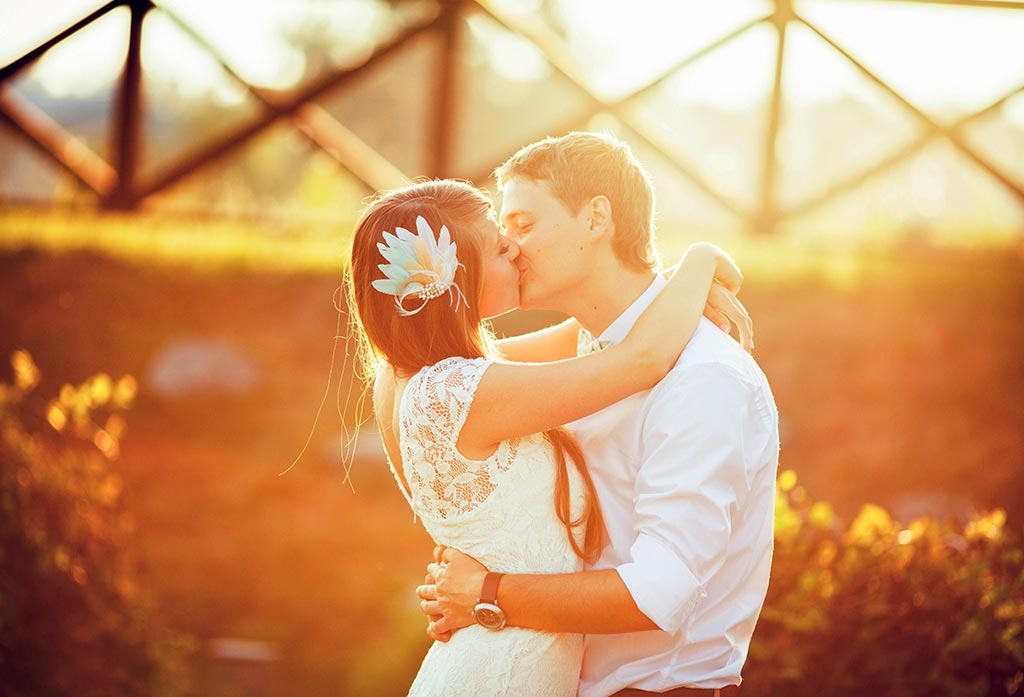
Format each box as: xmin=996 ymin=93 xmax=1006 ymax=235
xmin=506 ymin=236 xmax=521 ymax=261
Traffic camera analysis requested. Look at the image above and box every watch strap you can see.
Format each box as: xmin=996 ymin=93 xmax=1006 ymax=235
xmin=478 ymin=572 xmax=504 ymax=605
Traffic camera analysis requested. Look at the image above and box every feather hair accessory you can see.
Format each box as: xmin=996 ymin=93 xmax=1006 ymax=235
xmin=371 ymin=215 xmax=468 ymax=316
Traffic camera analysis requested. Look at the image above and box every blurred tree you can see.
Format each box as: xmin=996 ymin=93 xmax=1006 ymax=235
xmin=745 ymin=471 xmax=1024 ymax=697
xmin=0 ymin=351 xmax=194 ymax=697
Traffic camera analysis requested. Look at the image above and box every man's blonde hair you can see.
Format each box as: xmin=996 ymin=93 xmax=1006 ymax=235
xmin=494 ymin=132 xmax=659 ymax=271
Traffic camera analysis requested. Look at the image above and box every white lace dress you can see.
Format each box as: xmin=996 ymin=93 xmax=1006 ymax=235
xmin=394 ymin=356 xmax=586 ymax=697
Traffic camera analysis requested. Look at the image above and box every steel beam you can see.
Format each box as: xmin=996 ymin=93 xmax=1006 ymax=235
xmin=105 ymin=0 xmax=151 ymax=209
xmin=154 ymin=4 xmax=410 ymax=194
xmin=469 ymin=0 xmax=754 ymax=221
xmin=758 ymin=0 xmax=791 ymax=235
xmin=466 ymin=14 xmax=770 ymax=186
xmin=0 ymin=87 xmax=116 ymax=195
xmin=294 ymin=103 xmax=410 ymax=192
xmin=798 ymin=11 xmax=1024 ymax=206
xmin=783 ymin=82 xmax=1024 ymax=219
xmin=431 ymin=0 xmax=461 ymax=178
xmin=2 ymin=0 xmax=1023 ymax=229
xmin=134 ymin=13 xmax=441 ymax=200
xmin=0 ymin=0 xmax=126 ymax=83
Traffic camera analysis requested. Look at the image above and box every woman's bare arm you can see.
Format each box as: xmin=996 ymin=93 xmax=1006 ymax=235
xmin=459 ymin=243 xmax=740 ymax=454
xmin=494 ymin=318 xmax=581 ymax=363
xmin=494 ymin=268 xmax=752 ymax=365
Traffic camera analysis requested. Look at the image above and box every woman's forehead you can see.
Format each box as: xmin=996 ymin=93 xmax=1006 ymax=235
xmin=475 ymin=217 xmax=500 ymax=248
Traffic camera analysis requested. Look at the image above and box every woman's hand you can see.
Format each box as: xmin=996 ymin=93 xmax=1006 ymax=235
xmin=705 ymin=282 xmax=754 ymax=353
xmin=669 ymin=244 xmax=753 ymax=353
xmin=417 ymin=546 xmax=487 ymax=642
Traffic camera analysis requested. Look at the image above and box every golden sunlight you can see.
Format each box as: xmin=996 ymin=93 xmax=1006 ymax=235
xmin=6 ymin=1 xmax=1024 ymax=109
xmin=547 ymin=0 xmax=1024 ymax=110
xmin=2 ymin=1 xmax=1023 ymax=244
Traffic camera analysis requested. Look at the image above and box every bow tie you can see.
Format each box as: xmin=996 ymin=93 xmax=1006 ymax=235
xmin=577 ymin=327 xmax=609 ymax=356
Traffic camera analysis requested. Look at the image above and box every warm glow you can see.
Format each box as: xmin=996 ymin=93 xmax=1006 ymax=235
xmin=5 ymin=0 xmax=1024 ymax=110
xmin=0 ymin=0 xmax=394 ymax=96
xmin=496 ymin=0 xmax=1024 ymax=111
xmin=2 ymin=1 xmax=1023 ymax=241
xmin=47 ymin=403 xmax=68 ymax=432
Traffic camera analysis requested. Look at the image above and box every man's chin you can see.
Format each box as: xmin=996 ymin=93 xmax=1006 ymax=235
xmin=518 ymin=282 xmax=539 ymax=311
xmin=517 ymin=295 xmax=551 ymax=313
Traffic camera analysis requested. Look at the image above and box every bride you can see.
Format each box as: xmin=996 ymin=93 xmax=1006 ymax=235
xmin=346 ymin=179 xmax=749 ymax=697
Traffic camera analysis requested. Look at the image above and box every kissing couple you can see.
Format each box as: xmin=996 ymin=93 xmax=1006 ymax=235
xmin=346 ymin=131 xmax=779 ymax=697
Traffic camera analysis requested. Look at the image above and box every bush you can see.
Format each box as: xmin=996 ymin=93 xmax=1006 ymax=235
xmin=746 ymin=471 xmax=1024 ymax=697
xmin=0 ymin=351 xmax=194 ymax=697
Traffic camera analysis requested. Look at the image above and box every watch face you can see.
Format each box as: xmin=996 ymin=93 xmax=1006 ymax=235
xmin=472 ymin=603 xmax=506 ymax=630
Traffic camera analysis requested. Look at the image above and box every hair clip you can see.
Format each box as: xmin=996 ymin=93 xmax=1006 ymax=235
xmin=371 ymin=216 xmax=468 ymax=316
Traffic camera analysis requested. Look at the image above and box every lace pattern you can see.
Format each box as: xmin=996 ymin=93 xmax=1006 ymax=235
xmin=400 ymin=356 xmax=518 ymax=520
xmin=397 ymin=355 xmax=587 ymax=696
xmin=408 ymin=626 xmax=582 ymax=697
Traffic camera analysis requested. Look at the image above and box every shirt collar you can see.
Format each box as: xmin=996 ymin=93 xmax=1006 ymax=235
xmin=598 ymin=275 xmax=667 ymax=347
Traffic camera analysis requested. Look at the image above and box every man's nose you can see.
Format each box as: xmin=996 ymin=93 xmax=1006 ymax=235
xmin=506 ymin=237 xmax=521 ymax=261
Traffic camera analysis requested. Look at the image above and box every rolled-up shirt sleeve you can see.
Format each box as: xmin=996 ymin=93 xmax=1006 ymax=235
xmin=615 ymin=363 xmax=752 ymax=634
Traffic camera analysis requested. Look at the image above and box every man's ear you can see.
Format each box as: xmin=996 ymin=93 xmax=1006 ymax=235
xmin=587 ymin=195 xmax=612 ymax=239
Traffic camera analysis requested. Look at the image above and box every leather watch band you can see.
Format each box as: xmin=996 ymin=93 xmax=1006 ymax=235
xmin=472 ymin=572 xmax=507 ymax=630
xmin=479 ymin=572 xmax=504 ymax=604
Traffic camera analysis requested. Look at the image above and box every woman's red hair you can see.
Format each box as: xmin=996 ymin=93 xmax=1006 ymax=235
xmin=347 ymin=180 xmax=604 ymax=563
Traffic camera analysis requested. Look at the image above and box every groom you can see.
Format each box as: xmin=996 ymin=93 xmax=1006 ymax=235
xmin=417 ymin=132 xmax=779 ymax=696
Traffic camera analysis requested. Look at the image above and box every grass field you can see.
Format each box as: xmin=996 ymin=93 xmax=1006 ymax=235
xmin=1 ymin=209 xmax=1022 ymax=694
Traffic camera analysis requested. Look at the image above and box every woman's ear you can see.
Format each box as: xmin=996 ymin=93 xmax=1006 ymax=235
xmin=587 ymin=195 xmax=612 ymax=239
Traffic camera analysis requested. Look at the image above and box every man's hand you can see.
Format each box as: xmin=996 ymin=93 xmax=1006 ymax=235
xmin=415 ymin=546 xmax=488 ymax=642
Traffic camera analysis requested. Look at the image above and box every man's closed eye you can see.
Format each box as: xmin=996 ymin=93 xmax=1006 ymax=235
xmin=505 ymin=225 xmax=531 ymax=241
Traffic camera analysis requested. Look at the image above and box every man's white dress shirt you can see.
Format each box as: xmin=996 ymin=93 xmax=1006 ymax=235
xmin=570 ymin=275 xmax=780 ymax=697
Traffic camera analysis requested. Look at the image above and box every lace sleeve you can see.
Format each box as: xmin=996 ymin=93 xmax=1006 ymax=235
xmin=401 ymin=356 xmax=507 ymax=519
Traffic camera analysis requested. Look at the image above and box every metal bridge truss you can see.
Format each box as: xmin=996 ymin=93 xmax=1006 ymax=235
xmin=1 ymin=0 xmax=1022 ymax=233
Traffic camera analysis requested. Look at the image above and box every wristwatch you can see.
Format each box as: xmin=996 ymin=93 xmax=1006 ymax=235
xmin=471 ymin=572 xmax=506 ymax=630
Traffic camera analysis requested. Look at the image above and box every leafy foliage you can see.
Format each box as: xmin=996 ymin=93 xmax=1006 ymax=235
xmin=0 ymin=351 xmax=194 ymax=697
xmin=745 ymin=471 xmax=1024 ymax=697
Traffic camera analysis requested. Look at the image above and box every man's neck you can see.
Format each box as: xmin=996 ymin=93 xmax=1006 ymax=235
xmin=565 ymin=263 xmax=658 ymax=337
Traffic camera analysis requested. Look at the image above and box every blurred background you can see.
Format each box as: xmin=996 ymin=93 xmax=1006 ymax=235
xmin=1 ymin=1 xmax=1022 ymax=695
